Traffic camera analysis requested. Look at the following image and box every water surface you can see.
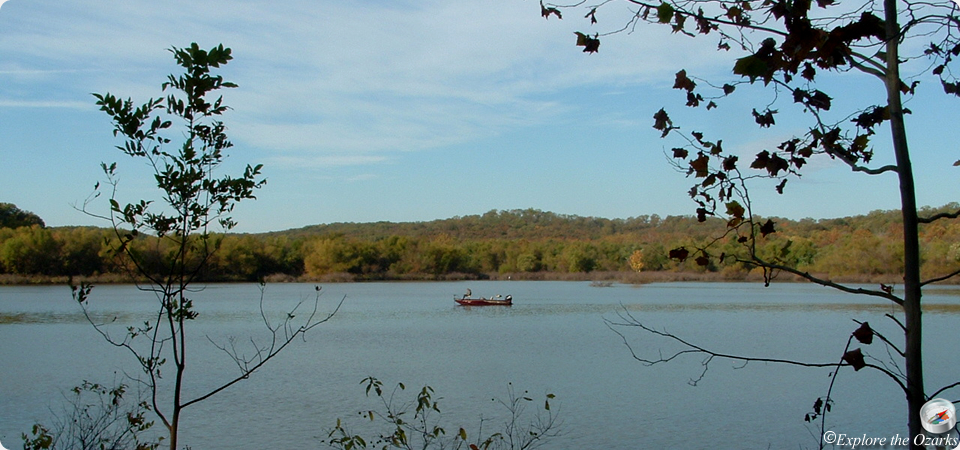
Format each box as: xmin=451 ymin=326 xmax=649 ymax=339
xmin=1 ymin=281 xmax=957 ymax=449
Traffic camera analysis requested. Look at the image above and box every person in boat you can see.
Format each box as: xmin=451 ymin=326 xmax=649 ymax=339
xmin=463 ymin=288 xmax=472 ymax=299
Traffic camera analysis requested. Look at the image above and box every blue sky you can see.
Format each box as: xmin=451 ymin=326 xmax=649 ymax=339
xmin=0 ymin=0 xmax=957 ymax=233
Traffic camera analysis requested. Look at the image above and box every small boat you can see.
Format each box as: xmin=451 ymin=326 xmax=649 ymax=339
xmin=455 ymin=293 xmax=513 ymax=306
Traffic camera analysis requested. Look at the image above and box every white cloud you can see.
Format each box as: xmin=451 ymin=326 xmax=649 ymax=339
xmin=0 ymin=0 xmax=736 ymax=170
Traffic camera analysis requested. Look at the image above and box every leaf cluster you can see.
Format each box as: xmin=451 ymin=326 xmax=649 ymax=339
xmin=21 ymin=380 xmax=159 ymax=450
xmin=325 ymin=378 xmax=560 ymax=450
xmin=92 ymin=43 xmax=264 ymax=243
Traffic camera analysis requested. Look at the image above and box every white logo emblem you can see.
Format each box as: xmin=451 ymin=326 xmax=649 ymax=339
xmin=921 ymin=398 xmax=957 ymax=434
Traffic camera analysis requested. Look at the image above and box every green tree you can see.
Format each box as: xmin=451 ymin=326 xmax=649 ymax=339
xmin=75 ymin=43 xmax=337 ymax=450
xmin=56 ymin=227 xmax=111 ymax=276
xmin=0 ymin=202 xmax=45 ymax=228
xmin=542 ymin=0 xmax=959 ymax=445
xmin=0 ymin=225 xmax=61 ymax=275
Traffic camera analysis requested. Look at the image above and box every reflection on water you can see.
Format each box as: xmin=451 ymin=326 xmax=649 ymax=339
xmin=6 ymin=301 xmax=957 ymax=325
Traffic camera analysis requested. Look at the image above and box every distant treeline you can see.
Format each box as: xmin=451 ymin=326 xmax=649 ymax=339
xmin=3 ymin=206 xmax=960 ymax=283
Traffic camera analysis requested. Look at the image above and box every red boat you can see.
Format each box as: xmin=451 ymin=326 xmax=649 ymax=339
xmin=455 ymin=294 xmax=513 ymax=306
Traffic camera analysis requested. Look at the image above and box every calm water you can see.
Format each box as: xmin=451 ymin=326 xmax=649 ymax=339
xmin=1 ymin=281 xmax=959 ymax=449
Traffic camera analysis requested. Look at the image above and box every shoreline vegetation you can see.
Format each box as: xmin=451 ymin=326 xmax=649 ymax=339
xmin=4 ymin=205 xmax=960 ymax=286
xmin=0 ymin=269 xmax=929 ymax=286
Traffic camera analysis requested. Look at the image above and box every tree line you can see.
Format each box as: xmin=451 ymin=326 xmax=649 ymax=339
xmin=3 ymin=205 xmax=960 ymax=282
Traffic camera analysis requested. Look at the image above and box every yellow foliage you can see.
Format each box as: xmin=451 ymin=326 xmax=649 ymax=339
xmin=628 ymin=249 xmax=644 ymax=272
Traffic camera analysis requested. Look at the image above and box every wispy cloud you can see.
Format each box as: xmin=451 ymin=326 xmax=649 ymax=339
xmin=0 ymin=99 xmax=89 ymax=109
xmin=267 ymin=154 xmax=390 ymax=169
xmin=0 ymin=0 xmax=730 ymax=169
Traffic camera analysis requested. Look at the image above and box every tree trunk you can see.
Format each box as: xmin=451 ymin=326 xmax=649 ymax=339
xmin=883 ymin=0 xmax=925 ymax=446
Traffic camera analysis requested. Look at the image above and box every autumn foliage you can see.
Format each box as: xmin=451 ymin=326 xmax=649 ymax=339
xmin=3 ymin=206 xmax=960 ymax=282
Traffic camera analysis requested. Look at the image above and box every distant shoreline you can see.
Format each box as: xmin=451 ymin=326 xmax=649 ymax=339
xmin=0 ymin=270 xmax=929 ymax=286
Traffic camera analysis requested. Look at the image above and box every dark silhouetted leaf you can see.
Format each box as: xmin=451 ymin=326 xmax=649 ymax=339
xmin=733 ymin=55 xmax=769 ymax=83
xmin=695 ymin=254 xmax=710 ymax=266
xmin=726 ymin=201 xmax=745 ymax=220
xmin=760 ymin=219 xmax=776 ymax=237
xmin=574 ymin=32 xmax=600 ymax=53
xmin=808 ymin=90 xmax=832 ymax=110
xmin=585 ymin=8 xmax=598 ymax=24
xmin=767 ymin=154 xmax=789 ymax=176
xmin=669 ymin=247 xmax=690 ymax=261
xmin=843 ymin=348 xmax=866 ymax=371
xmin=657 ymin=2 xmax=675 ymax=23
xmin=752 ymin=108 xmax=777 ymax=127
xmin=702 ymin=174 xmax=717 ymax=187
xmin=541 ymin=2 xmax=562 ymax=19
xmin=751 ymin=150 xmax=771 ymax=170
xmin=674 ymin=70 xmax=697 ymax=91
xmin=690 ymin=152 xmax=710 ymax=177
xmin=672 ymin=148 xmax=689 ymax=159
xmin=722 ymin=155 xmax=738 ymax=171
xmin=853 ymin=322 xmax=874 ymax=344
xmin=776 ymin=178 xmax=788 ymax=194
xmin=852 ymin=106 xmax=889 ymax=130
xmin=696 ymin=207 xmax=709 ymax=222
xmin=653 ymin=108 xmax=674 ymax=137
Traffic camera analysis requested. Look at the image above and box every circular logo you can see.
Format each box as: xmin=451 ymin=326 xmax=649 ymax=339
xmin=921 ymin=398 xmax=957 ymax=434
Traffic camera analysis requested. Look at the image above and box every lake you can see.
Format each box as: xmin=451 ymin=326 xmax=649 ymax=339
xmin=1 ymin=281 xmax=959 ymax=449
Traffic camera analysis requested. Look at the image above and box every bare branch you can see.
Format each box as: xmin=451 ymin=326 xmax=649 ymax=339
xmin=918 ymin=208 xmax=960 ymax=223
xmin=922 ymin=267 xmax=960 ymax=286
xmin=182 ymin=292 xmax=344 ymax=409
xmin=741 ymin=256 xmax=905 ymax=306
xmin=607 ymin=306 xmax=909 ymax=396
xmin=929 ymin=381 xmax=960 ymax=399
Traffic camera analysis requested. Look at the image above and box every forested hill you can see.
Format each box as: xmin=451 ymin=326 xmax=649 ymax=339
xmin=3 ymin=204 xmax=960 ymax=283
xmin=273 ymin=205 xmax=945 ymax=241
xmin=278 ymin=209 xmax=674 ymax=241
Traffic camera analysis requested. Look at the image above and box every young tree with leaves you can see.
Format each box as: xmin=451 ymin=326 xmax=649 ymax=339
xmin=77 ymin=43 xmax=339 ymax=450
xmin=541 ymin=0 xmax=959 ymax=446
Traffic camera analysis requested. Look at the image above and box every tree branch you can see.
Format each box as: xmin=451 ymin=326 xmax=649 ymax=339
xmin=606 ymin=307 xmax=909 ymax=394
xmin=921 ymin=267 xmax=960 ymax=286
xmin=182 ymin=290 xmax=344 ymax=409
xmin=929 ymin=381 xmax=960 ymax=400
xmin=745 ymin=256 xmax=905 ymax=306
xmin=918 ymin=208 xmax=960 ymax=223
